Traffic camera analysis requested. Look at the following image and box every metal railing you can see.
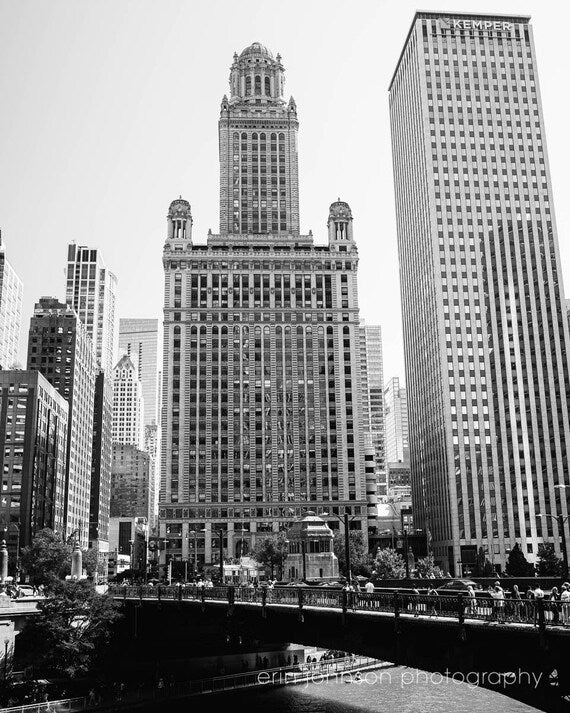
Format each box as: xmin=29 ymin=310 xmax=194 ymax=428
xmin=0 ymin=656 xmax=379 ymax=713
xmin=110 ymin=584 xmax=569 ymax=629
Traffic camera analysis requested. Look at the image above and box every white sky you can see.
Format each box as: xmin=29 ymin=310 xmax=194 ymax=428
xmin=1 ymin=0 xmax=569 ymax=383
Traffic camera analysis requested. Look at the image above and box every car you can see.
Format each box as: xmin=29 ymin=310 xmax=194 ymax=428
xmin=16 ymin=585 xmax=36 ymax=597
xmin=435 ymin=580 xmax=486 ymax=596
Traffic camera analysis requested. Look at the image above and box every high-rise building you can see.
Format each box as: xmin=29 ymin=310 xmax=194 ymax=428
xmin=0 ymin=233 xmax=23 ymax=370
xmin=160 ymin=43 xmax=366 ymax=569
xmin=65 ymin=244 xmax=117 ymax=552
xmin=65 ymin=245 xmax=118 ymax=377
xmin=359 ymin=324 xmax=385 ymax=474
xmin=112 ymin=354 xmax=145 ymax=450
xmin=0 ymin=371 xmax=68 ymax=548
xmin=383 ymin=377 xmax=408 ymax=464
xmin=110 ymin=443 xmax=152 ymax=523
xmin=90 ymin=371 xmax=112 ymax=551
xmin=390 ymin=12 xmax=570 ymax=572
xmin=27 ymin=298 xmax=96 ymax=544
xmin=118 ymin=319 xmax=161 ymax=426
xmin=144 ymin=423 xmax=159 ymax=530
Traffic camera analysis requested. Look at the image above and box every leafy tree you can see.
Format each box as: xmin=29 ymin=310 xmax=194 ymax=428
xmin=373 ymin=547 xmax=406 ymax=579
xmin=20 ymin=529 xmax=72 ymax=586
xmin=82 ymin=548 xmax=107 ymax=579
xmin=252 ymin=532 xmax=289 ymax=579
xmin=333 ymin=531 xmax=372 ymax=578
xmin=17 ymin=580 xmax=121 ymax=678
xmin=506 ymin=543 xmax=535 ymax=577
xmin=475 ymin=547 xmax=495 ymax=576
xmin=536 ymin=543 xmax=562 ymax=577
xmin=415 ymin=554 xmax=444 ymax=578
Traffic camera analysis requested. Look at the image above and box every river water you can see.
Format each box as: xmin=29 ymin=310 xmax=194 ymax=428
xmin=138 ymin=665 xmax=541 ymax=713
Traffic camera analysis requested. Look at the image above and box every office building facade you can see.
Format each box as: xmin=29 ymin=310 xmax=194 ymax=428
xmin=112 ymin=354 xmax=145 ymax=450
xmin=0 ymin=371 xmax=68 ymax=547
xmin=90 ymin=371 xmax=112 ymax=549
xmin=0 ymin=234 xmax=23 ymax=370
xmin=27 ymin=298 xmax=96 ymax=544
xmin=359 ymin=324 xmax=385 ymax=474
xmin=111 ymin=443 xmax=153 ymax=523
xmin=160 ymin=43 xmax=367 ymax=568
xmin=118 ymin=318 xmax=161 ymax=426
xmin=390 ymin=12 xmax=570 ymax=571
xmin=384 ymin=376 xmax=409 ymax=464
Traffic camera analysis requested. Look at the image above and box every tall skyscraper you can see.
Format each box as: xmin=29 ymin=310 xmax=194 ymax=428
xmin=0 ymin=233 xmax=23 ymax=370
xmin=66 ymin=245 xmax=118 ymax=377
xmin=65 ymin=245 xmax=117 ymax=551
xmin=112 ymin=354 xmax=145 ymax=450
xmin=390 ymin=12 xmax=570 ymax=572
xmin=0 ymin=370 xmax=68 ymax=547
xmin=359 ymin=324 xmax=385 ymax=474
xmin=160 ymin=43 xmax=366 ymax=570
xmin=383 ymin=377 xmax=408 ymax=464
xmin=27 ymin=298 xmax=96 ymax=544
xmin=118 ymin=318 xmax=161 ymax=426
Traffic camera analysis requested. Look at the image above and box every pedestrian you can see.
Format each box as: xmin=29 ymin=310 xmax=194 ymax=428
xmin=365 ymin=580 xmax=374 ymax=594
xmin=466 ymin=585 xmax=477 ymax=617
xmin=411 ymin=586 xmax=420 ymax=616
xmin=561 ymin=583 xmax=570 ymax=625
xmin=550 ymin=586 xmax=560 ymax=625
xmin=533 ymin=584 xmax=545 ymax=626
xmin=512 ymin=584 xmax=522 ymax=621
xmin=427 ymin=585 xmax=438 ymax=616
xmin=492 ymin=584 xmax=505 ymax=622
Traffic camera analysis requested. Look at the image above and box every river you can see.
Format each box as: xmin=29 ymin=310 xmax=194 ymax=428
xmin=135 ymin=665 xmax=542 ymax=712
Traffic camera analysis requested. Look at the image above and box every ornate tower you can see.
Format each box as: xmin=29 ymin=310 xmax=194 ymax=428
xmin=218 ymin=42 xmax=300 ymax=237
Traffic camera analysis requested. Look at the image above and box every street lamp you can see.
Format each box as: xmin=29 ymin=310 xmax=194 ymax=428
xmin=538 ymin=510 xmax=569 ymax=580
xmin=187 ymin=530 xmax=198 ymax=578
xmin=202 ymin=528 xmax=224 ymax=584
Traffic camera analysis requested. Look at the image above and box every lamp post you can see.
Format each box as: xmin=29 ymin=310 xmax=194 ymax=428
xmin=202 ymin=529 xmax=224 ymax=584
xmin=322 ymin=511 xmax=356 ymax=587
xmin=301 ymin=540 xmax=307 ymax=581
xmin=538 ymin=511 xmax=569 ymax=580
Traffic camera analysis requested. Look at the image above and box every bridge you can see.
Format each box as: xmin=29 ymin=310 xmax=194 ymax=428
xmin=110 ymin=585 xmax=570 ymax=711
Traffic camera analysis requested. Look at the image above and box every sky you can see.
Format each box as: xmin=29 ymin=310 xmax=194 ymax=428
xmin=1 ymin=0 xmax=569 ymax=383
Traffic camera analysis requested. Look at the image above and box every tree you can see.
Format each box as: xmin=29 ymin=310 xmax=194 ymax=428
xmin=475 ymin=547 xmax=495 ymax=576
xmin=333 ymin=531 xmax=372 ymax=578
xmin=252 ymin=532 xmax=288 ymax=579
xmin=536 ymin=543 xmax=562 ymax=577
xmin=20 ymin=529 xmax=72 ymax=586
xmin=415 ymin=554 xmax=444 ymax=578
xmin=17 ymin=579 xmax=121 ymax=678
xmin=82 ymin=548 xmax=107 ymax=579
xmin=373 ymin=547 xmax=406 ymax=579
xmin=506 ymin=543 xmax=535 ymax=577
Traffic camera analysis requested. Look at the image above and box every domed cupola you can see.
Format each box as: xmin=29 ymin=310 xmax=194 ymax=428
xmin=228 ymin=42 xmax=285 ymax=104
xmin=328 ymin=199 xmax=354 ymax=243
xmin=167 ymin=197 xmax=192 ymax=241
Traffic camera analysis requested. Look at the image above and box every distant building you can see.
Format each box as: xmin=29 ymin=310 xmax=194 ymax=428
xmin=108 ymin=515 xmax=148 ymax=576
xmin=112 ymin=355 xmax=145 ymax=450
xmin=359 ymin=324 xmax=385 ymax=475
xmin=65 ymin=244 xmax=117 ymax=378
xmin=144 ymin=424 xmax=159 ymax=530
xmin=0 ymin=234 xmax=23 ymax=370
xmin=383 ymin=377 xmax=408 ymax=464
xmin=110 ymin=443 xmax=153 ymax=523
xmin=0 ymin=371 xmax=68 ymax=548
xmin=27 ymin=297 xmax=96 ymax=544
xmin=285 ymin=513 xmax=338 ymax=581
xmin=118 ymin=318 xmax=161 ymax=426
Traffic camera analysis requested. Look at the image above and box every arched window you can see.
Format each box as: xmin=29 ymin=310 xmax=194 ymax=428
xmin=252 ymin=133 xmax=258 ymax=141
xmin=245 ymin=76 xmax=252 ymax=95
xmin=255 ymin=75 xmax=261 ymax=94
xmin=265 ymin=76 xmax=271 ymax=95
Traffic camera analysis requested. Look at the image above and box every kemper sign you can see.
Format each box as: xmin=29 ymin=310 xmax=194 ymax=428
xmin=451 ymin=19 xmax=513 ymax=31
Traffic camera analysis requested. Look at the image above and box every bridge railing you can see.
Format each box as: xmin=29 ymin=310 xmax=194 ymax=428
xmin=110 ymin=585 xmax=564 ymax=628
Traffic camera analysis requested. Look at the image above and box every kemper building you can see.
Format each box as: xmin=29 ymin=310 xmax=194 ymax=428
xmin=160 ymin=42 xmax=367 ymax=570
xmin=390 ymin=12 xmax=570 ymax=572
